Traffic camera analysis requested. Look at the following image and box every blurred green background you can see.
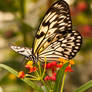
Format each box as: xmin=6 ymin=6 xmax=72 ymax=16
xmin=0 ymin=0 xmax=92 ymax=92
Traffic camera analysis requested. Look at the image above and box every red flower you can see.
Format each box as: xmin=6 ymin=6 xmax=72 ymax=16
xmin=52 ymin=67 xmax=56 ymax=73
xmin=45 ymin=61 xmax=57 ymax=69
xmin=44 ymin=76 xmax=51 ymax=81
xmin=52 ymin=72 xmax=56 ymax=76
xmin=56 ymin=64 xmax=63 ymax=68
xmin=46 ymin=63 xmax=52 ymax=69
xmin=44 ymin=59 xmax=74 ymax=81
xmin=25 ymin=64 xmax=31 ymax=69
xmin=18 ymin=71 xmax=25 ymax=78
xmin=44 ymin=73 xmax=56 ymax=81
xmin=29 ymin=66 xmax=38 ymax=73
xmin=65 ymin=66 xmax=74 ymax=72
xmin=51 ymin=61 xmax=57 ymax=66
xmin=25 ymin=61 xmax=38 ymax=73
xmin=50 ymin=75 xmax=56 ymax=81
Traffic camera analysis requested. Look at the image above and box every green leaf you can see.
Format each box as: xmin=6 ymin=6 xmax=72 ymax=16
xmin=53 ymin=63 xmax=69 ymax=92
xmin=74 ymin=80 xmax=92 ymax=92
xmin=0 ymin=64 xmax=43 ymax=92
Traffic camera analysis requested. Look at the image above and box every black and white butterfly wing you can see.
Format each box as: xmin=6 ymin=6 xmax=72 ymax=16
xmin=38 ymin=30 xmax=82 ymax=62
xmin=10 ymin=44 xmax=32 ymax=58
xmin=10 ymin=0 xmax=82 ymax=63
xmin=33 ymin=0 xmax=72 ymax=57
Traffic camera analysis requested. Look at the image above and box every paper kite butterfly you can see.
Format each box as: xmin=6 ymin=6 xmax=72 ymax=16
xmin=10 ymin=0 xmax=82 ymax=63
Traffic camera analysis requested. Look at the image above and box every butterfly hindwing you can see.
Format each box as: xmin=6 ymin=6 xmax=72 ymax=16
xmin=38 ymin=30 xmax=82 ymax=62
xmin=33 ymin=0 xmax=72 ymax=56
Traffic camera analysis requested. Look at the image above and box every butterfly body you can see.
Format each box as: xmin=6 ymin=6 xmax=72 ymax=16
xmin=10 ymin=0 xmax=82 ymax=63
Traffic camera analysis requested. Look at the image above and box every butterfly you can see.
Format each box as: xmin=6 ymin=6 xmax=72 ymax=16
xmin=10 ymin=0 xmax=82 ymax=63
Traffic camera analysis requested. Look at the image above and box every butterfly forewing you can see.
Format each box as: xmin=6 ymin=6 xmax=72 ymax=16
xmin=33 ymin=0 xmax=72 ymax=56
xmin=10 ymin=44 xmax=32 ymax=58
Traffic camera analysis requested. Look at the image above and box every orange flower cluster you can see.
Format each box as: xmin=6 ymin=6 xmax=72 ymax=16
xmin=18 ymin=58 xmax=74 ymax=80
xmin=18 ymin=71 xmax=25 ymax=78
xmin=25 ymin=61 xmax=37 ymax=73
xmin=18 ymin=61 xmax=38 ymax=78
xmin=44 ymin=58 xmax=74 ymax=81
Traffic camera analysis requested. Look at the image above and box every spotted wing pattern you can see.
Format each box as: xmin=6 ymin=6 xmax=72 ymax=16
xmin=33 ymin=0 xmax=72 ymax=57
xmin=10 ymin=44 xmax=32 ymax=58
xmin=38 ymin=30 xmax=82 ymax=62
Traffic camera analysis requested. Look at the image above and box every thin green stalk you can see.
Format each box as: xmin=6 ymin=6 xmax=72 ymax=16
xmin=60 ymin=72 xmax=67 ymax=92
xmin=41 ymin=79 xmax=49 ymax=92
xmin=40 ymin=58 xmax=49 ymax=92
xmin=26 ymin=74 xmax=38 ymax=79
xmin=42 ymin=57 xmax=46 ymax=78
xmin=35 ymin=71 xmax=40 ymax=77
xmin=46 ymin=81 xmax=52 ymax=90
xmin=38 ymin=61 xmax=42 ymax=76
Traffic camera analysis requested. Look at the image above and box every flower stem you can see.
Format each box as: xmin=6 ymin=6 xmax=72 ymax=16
xmin=38 ymin=61 xmax=42 ymax=76
xmin=41 ymin=79 xmax=49 ymax=92
xmin=26 ymin=74 xmax=37 ymax=78
xmin=42 ymin=57 xmax=46 ymax=78
xmin=60 ymin=72 xmax=67 ymax=92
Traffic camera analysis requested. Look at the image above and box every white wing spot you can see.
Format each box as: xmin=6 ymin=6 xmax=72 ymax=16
xmin=59 ymin=23 xmax=65 ymax=26
xmin=77 ymin=43 xmax=80 ymax=45
xmin=76 ymin=40 xmax=80 ymax=42
xmin=59 ymin=26 xmax=65 ymax=30
xmin=77 ymin=36 xmax=81 ymax=39
xmin=72 ymin=53 xmax=75 ymax=55
xmin=62 ymin=40 xmax=67 ymax=43
xmin=73 ymin=50 xmax=77 ymax=52
xmin=49 ymin=21 xmax=57 ymax=28
xmin=49 ymin=15 xmax=57 ymax=23
xmin=46 ymin=12 xmax=56 ymax=22
xmin=75 ymin=46 xmax=79 ymax=49
xmin=44 ymin=12 xmax=51 ymax=20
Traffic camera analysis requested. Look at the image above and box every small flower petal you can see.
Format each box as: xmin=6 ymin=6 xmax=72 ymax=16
xmin=26 ymin=61 xmax=33 ymax=66
xmin=65 ymin=66 xmax=74 ymax=72
xmin=57 ymin=64 xmax=63 ymax=68
xmin=46 ymin=63 xmax=52 ymax=69
xmin=25 ymin=64 xmax=33 ymax=69
xmin=44 ymin=76 xmax=51 ymax=81
xmin=52 ymin=72 xmax=56 ymax=76
xmin=29 ymin=67 xmax=38 ymax=73
xmin=59 ymin=58 xmax=68 ymax=64
xmin=69 ymin=60 xmax=75 ymax=65
xmin=18 ymin=71 xmax=25 ymax=78
xmin=51 ymin=75 xmax=56 ymax=81
xmin=52 ymin=67 xmax=56 ymax=73
xmin=51 ymin=61 xmax=57 ymax=66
